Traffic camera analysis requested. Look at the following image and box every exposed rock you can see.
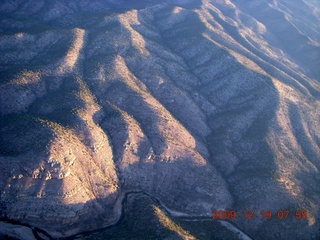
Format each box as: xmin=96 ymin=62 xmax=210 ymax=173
xmin=0 ymin=0 xmax=319 ymax=239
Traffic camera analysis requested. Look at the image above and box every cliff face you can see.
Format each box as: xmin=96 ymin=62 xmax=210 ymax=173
xmin=0 ymin=0 xmax=320 ymax=239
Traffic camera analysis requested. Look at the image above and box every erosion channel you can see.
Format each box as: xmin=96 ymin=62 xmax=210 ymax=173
xmin=1 ymin=191 xmax=252 ymax=240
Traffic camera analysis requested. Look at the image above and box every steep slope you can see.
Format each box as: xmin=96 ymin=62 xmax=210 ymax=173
xmin=0 ymin=0 xmax=320 ymax=239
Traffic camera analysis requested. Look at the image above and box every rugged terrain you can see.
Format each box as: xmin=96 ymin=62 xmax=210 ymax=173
xmin=0 ymin=0 xmax=320 ymax=239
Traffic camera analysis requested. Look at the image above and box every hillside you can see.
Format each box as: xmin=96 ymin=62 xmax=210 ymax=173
xmin=0 ymin=0 xmax=320 ymax=239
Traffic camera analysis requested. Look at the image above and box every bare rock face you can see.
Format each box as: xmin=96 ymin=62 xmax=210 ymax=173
xmin=0 ymin=0 xmax=320 ymax=239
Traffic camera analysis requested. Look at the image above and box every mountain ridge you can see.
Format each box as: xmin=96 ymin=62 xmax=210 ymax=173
xmin=0 ymin=0 xmax=320 ymax=239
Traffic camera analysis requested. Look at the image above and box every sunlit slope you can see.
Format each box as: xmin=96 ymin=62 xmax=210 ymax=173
xmin=0 ymin=0 xmax=319 ymax=239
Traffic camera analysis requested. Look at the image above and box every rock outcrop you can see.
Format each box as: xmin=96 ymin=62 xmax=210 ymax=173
xmin=0 ymin=0 xmax=319 ymax=239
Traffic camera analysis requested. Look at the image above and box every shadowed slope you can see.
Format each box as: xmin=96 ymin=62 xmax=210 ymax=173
xmin=0 ymin=0 xmax=319 ymax=239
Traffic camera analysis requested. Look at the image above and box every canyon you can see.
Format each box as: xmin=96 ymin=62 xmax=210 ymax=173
xmin=0 ymin=0 xmax=319 ymax=239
